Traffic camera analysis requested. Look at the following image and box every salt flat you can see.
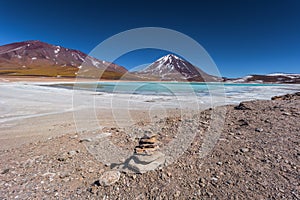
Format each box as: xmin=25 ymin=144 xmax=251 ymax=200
xmin=0 ymin=81 xmax=299 ymax=149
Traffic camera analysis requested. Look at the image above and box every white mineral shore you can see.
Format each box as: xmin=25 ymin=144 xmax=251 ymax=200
xmin=0 ymin=81 xmax=299 ymax=150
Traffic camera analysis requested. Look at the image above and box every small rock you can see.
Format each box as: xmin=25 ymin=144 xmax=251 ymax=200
xmin=211 ymin=177 xmax=218 ymax=182
xmin=68 ymin=150 xmax=77 ymax=156
xmin=207 ymin=192 xmax=213 ymax=197
xmin=282 ymin=112 xmax=291 ymax=116
xmin=99 ymin=171 xmax=121 ymax=186
xmin=79 ymin=138 xmax=92 ymax=143
xmin=128 ymin=152 xmax=165 ymax=173
xmin=255 ymin=128 xmax=263 ymax=132
xmin=76 ymin=189 xmax=82 ymax=195
xmin=1 ymin=168 xmax=9 ymax=174
xmin=166 ymin=171 xmax=172 ymax=177
xmin=240 ymin=148 xmax=250 ymax=153
xmin=62 ymin=177 xmax=70 ymax=182
xmin=57 ymin=155 xmax=67 ymax=161
xmin=199 ymin=178 xmax=205 ymax=183
xmin=261 ymin=158 xmax=269 ymax=163
xmin=115 ymin=151 xmax=165 ymax=173
xmin=59 ymin=172 xmax=70 ymax=179
xmin=69 ymin=135 xmax=78 ymax=139
xmin=199 ymin=178 xmax=206 ymax=187
xmin=226 ymin=180 xmax=232 ymax=185
xmin=102 ymin=127 xmax=110 ymax=132
xmin=199 ymin=183 xmax=206 ymax=187
xmin=174 ymin=190 xmax=181 ymax=198
xmin=238 ymin=119 xmax=249 ymax=126
xmin=129 ymin=174 xmax=137 ymax=180
xmin=144 ymin=130 xmax=154 ymax=137
xmin=284 ymin=159 xmax=289 ymax=164
xmin=198 ymin=178 xmax=207 ymax=187
xmin=89 ymin=186 xmax=98 ymax=194
xmin=217 ymin=161 xmax=223 ymax=166
xmin=234 ymin=103 xmax=251 ymax=110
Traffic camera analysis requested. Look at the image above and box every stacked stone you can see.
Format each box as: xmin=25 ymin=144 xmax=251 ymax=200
xmin=134 ymin=134 xmax=159 ymax=155
xmin=114 ymin=133 xmax=165 ymax=173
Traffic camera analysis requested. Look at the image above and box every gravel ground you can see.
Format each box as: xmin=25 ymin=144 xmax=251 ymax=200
xmin=0 ymin=93 xmax=299 ymax=199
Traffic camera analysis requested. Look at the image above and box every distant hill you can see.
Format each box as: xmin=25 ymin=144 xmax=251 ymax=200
xmin=224 ymin=73 xmax=300 ymax=84
xmin=0 ymin=40 xmax=127 ymax=79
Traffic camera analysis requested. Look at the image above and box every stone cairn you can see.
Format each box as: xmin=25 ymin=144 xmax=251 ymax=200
xmin=114 ymin=133 xmax=166 ymax=174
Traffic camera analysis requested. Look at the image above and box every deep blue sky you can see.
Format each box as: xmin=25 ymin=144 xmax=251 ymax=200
xmin=0 ymin=0 xmax=299 ymax=77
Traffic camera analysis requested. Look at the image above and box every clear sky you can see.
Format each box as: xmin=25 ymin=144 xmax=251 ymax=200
xmin=0 ymin=0 xmax=299 ymax=77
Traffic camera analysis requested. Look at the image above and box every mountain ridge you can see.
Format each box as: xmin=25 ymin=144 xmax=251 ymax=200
xmin=0 ymin=40 xmax=127 ymax=78
xmin=224 ymin=73 xmax=300 ymax=84
xmin=0 ymin=40 xmax=299 ymax=83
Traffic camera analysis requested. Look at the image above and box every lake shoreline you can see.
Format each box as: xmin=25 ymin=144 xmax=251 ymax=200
xmin=0 ymin=81 xmax=299 ymax=151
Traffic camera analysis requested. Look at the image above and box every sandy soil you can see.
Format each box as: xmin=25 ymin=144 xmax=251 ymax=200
xmin=0 ymin=92 xmax=299 ymax=199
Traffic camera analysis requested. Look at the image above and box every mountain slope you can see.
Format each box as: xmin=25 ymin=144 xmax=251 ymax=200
xmin=0 ymin=40 xmax=127 ymax=78
xmin=134 ymin=54 xmax=221 ymax=82
xmin=225 ymin=73 xmax=300 ymax=84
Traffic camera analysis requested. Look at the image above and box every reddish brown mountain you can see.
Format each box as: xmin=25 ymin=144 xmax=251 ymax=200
xmin=0 ymin=40 xmax=127 ymax=78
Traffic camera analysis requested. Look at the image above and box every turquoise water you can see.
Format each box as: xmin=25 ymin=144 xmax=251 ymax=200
xmin=49 ymin=82 xmax=289 ymax=96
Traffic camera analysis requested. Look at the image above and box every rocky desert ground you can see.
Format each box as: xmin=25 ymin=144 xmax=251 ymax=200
xmin=0 ymin=92 xmax=299 ymax=199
